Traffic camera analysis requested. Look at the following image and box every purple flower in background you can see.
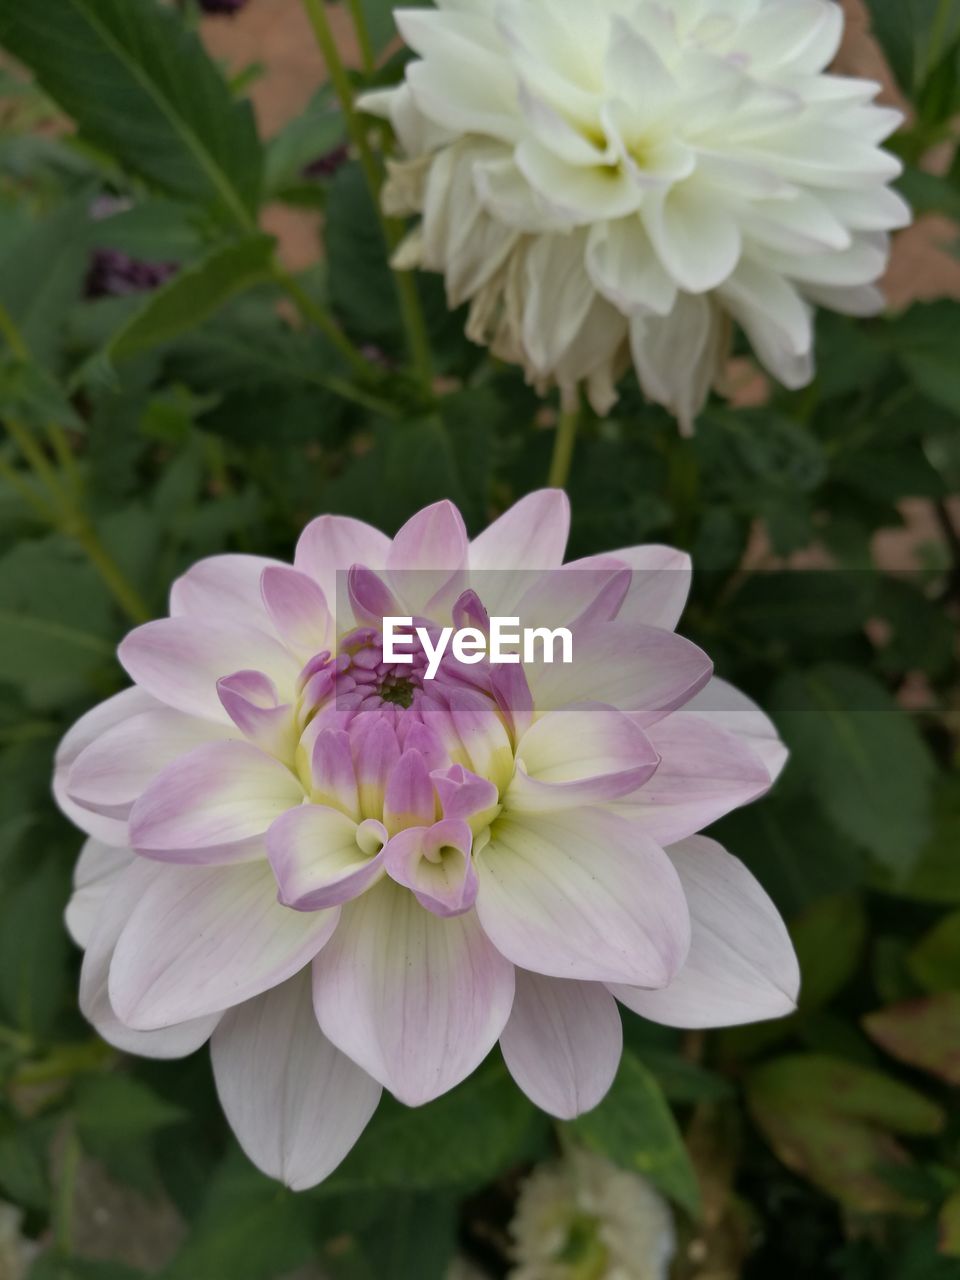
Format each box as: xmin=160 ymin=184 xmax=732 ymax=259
xmin=303 ymin=143 xmax=350 ymax=182
xmin=55 ymin=492 xmax=798 ymax=1190
xmin=85 ymin=250 xmax=179 ymax=300
xmin=197 ymin=0 xmax=248 ymax=15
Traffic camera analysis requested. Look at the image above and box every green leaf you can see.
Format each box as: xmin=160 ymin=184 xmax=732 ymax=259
xmin=715 ymin=795 xmax=867 ymax=917
xmin=863 ymin=0 xmax=960 ymax=99
xmin=566 ymin=1051 xmax=701 ymax=1218
xmin=29 ymin=1260 xmax=145 ymax=1280
xmin=728 ymin=572 xmax=874 ymax=641
xmin=263 ymin=87 xmax=345 ymax=199
xmin=0 ymin=198 xmax=91 ymax=368
xmin=321 ymin=1064 xmax=545 ymax=1195
xmin=793 ymin=894 xmax=868 ymax=1012
xmin=769 ymin=664 xmax=936 ymax=873
xmin=748 ymin=1054 xmax=944 ymax=1214
xmin=0 ymin=860 xmax=71 ymax=1037
xmin=350 ymin=1194 xmax=458 ymax=1280
xmin=631 ymin=1048 xmax=734 ymax=1103
xmin=890 ymin=302 xmax=960 ymax=415
xmin=0 ymin=0 xmax=262 ymax=228
xmin=748 ymin=1055 xmax=944 ymax=1136
xmin=864 ymin=994 xmax=960 ymax=1086
xmin=0 ymin=1113 xmax=52 ymax=1210
xmin=880 ymin=779 xmax=960 ymax=904
xmin=909 ymin=911 xmax=960 ymax=992
xmin=75 ymin=1074 xmax=187 ymax=1151
xmin=324 ymin=163 xmax=398 ymax=346
xmin=160 ymin=1150 xmax=314 ymax=1280
xmin=0 ymin=537 xmax=116 ymax=709
xmin=940 ymin=1187 xmax=960 ymax=1258
xmin=98 ymin=234 xmax=275 ymax=367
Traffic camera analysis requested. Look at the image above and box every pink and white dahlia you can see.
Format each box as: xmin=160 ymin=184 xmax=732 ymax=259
xmin=56 ymin=492 xmax=798 ymax=1190
xmin=361 ymin=0 xmax=908 ymax=427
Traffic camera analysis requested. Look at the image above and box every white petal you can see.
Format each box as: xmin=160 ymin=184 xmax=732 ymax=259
xmin=475 ymin=809 xmax=690 ymax=987
xmin=609 ymin=836 xmax=799 ymax=1028
xmin=170 ymin=555 xmax=283 ymax=633
xmin=65 ymin=840 xmax=134 ymax=948
xmin=313 ymin=879 xmax=515 ymax=1106
xmin=500 ymin=971 xmax=622 ymax=1119
xmin=684 ymin=677 xmax=788 ymax=783
xmin=212 ymin=971 xmax=381 ymax=1190
xmin=109 ymin=861 xmax=339 ymax=1030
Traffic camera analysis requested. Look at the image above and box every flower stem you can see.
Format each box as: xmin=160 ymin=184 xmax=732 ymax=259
xmin=345 ymin=0 xmax=376 ymax=73
xmin=0 ymin=299 xmax=28 ymax=360
xmin=69 ymin=516 xmax=152 ymax=624
xmin=54 ymin=1128 xmax=80 ymax=1257
xmin=547 ymin=401 xmax=581 ymax=490
xmin=299 ymin=0 xmax=433 ymax=386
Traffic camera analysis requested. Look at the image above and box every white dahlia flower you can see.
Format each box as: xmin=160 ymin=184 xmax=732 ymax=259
xmin=361 ymin=0 xmax=909 ymax=428
xmin=509 ymin=1149 xmax=676 ymax=1280
xmin=55 ymin=492 xmax=798 ymax=1190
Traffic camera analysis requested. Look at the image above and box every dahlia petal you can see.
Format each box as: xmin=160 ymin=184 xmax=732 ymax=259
xmin=129 ymin=741 xmax=303 ymax=862
xmin=309 ymin=729 xmax=361 ymax=820
xmin=517 ymin=139 xmax=644 ymax=222
xmin=565 ymin=545 xmax=692 ymax=631
xmin=608 ymin=836 xmax=799 ymax=1028
xmin=383 ymin=818 xmax=479 ymax=917
xmin=619 ymin=710 xmax=772 ymax=844
xmin=524 ymin=620 xmax=712 ymax=724
xmin=294 ymin=514 xmax=391 ymax=618
xmin=217 ymin=671 xmax=296 ymax=762
xmin=736 ymin=0 xmax=843 ymax=75
xmin=630 ymin=293 xmax=726 ymax=431
xmin=212 ymin=972 xmax=381 ymax=1191
xmin=109 ymin=860 xmax=339 ymax=1030
xmin=642 ymin=181 xmax=742 ymax=292
xmin=387 ymin=499 xmax=469 ymax=615
xmin=685 ymin=677 xmax=788 ymax=782
xmin=260 ymin=566 xmax=332 ymax=660
xmin=719 ymin=260 xmax=814 ymax=387
xmin=54 ymin=688 xmax=159 ymax=844
xmin=81 ymin=859 xmax=220 ymax=1057
xmin=66 ymin=708 xmax=234 ymax=808
xmin=507 ymin=707 xmax=660 ymax=812
xmin=267 ymin=804 xmax=386 ymax=910
xmin=469 ymin=489 xmax=570 ymax=573
xmin=384 ymin=749 xmax=437 ymax=832
xmin=500 ymin=971 xmax=622 ymax=1119
xmin=605 ymin=20 xmax=676 ymax=119
xmin=475 ymin=809 xmax=690 ymax=987
xmin=586 ymin=219 xmax=677 ymax=317
xmin=312 ymin=879 xmax=515 ymax=1106
xmin=169 ymin=554 xmax=283 ymax=632
xmin=65 ymin=839 xmax=133 ymax=948
xmin=118 ymin=619 xmax=301 ymax=723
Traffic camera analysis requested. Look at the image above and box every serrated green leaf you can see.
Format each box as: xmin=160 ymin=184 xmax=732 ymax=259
xmin=769 ymin=664 xmax=936 ymax=873
xmin=566 ymin=1051 xmax=701 ymax=1218
xmin=0 ymin=538 xmax=116 ymax=709
xmin=0 ymin=0 xmax=262 ymax=228
xmin=98 ymin=234 xmax=275 ymax=367
xmin=0 ymin=860 xmax=71 ymax=1037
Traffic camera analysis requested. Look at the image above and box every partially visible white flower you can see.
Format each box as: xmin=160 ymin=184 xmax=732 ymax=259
xmin=509 ymin=1149 xmax=676 ymax=1280
xmin=0 ymin=1203 xmax=39 ymax=1280
xmin=361 ymin=0 xmax=909 ymax=430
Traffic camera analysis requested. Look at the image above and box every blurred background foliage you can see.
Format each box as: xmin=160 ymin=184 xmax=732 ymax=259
xmin=0 ymin=0 xmax=957 ymax=1277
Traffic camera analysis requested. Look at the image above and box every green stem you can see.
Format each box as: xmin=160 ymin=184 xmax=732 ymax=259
xmin=69 ymin=517 xmax=151 ymax=624
xmin=300 ymin=0 xmax=433 ymax=385
xmin=0 ymin=299 xmax=28 ymax=360
xmin=547 ymin=400 xmax=581 ymax=490
xmin=54 ymin=1128 xmax=81 ymax=1257
xmin=271 ymin=261 xmax=372 ymax=375
xmin=345 ymin=0 xmax=376 ymax=73
xmin=0 ymin=453 xmax=58 ymax=521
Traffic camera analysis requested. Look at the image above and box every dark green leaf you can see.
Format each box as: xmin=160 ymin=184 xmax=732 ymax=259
xmin=99 ymin=234 xmax=275 ymax=366
xmin=769 ymin=664 xmax=936 ymax=873
xmin=0 ymin=0 xmax=262 ymax=227
xmin=0 ymin=198 xmax=91 ymax=368
xmin=793 ymin=895 xmax=869 ymax=1011
xmin=0 ymin=859 xmax=71 ymax=1037
xmin=909 ymin=911 xmax=960 ymax=992
xmin=322 ymin=1065 xmax=545 ymax=1196
xmin=567 ymin=1051 xmax=701 ymax=1218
